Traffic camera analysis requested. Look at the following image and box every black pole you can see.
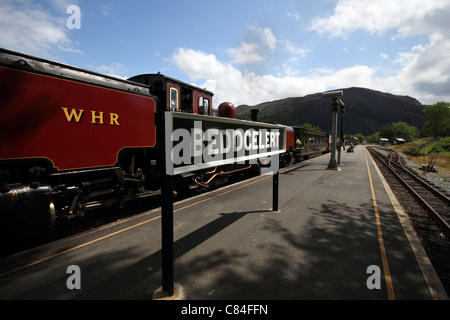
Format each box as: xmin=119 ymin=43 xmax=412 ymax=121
xmin=338 ymin=105 xmax=345 ymax=164
xmin=272 ymin=170 xmax=279 ymax=211
xmin=158 ymin=111 xmax=174 ymax=297
xmin=161 ymin=174 xmax=174 ymax=296
xmin=327 ymin=98 xmax=339 ymax=169
xmin=250 ymin=108 xmax=259 ymax=121
xmin=323 ymin=91 xmax=343 ymax=170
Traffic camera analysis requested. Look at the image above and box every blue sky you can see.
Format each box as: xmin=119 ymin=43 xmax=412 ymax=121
xmin=1 ymin=0 xmax=450 ymax=107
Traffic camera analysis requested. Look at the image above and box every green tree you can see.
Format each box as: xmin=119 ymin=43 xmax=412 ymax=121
xmin=422 ymin=102 xmax=450 ymax=138
xmin=345 ymin=133 xmax=365 ymax=144
xmin=379 ymin=122 xmax=419 ymax=143
xmin=366 ymin=132 xmax=380 ymax=143
xmin=354 ymin=133 xmax=365 ymax=144
xmin=301 ymin=123 xmax=320 ymax=131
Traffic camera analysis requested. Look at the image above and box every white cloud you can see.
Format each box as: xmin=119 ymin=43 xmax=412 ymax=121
xmin=262 ymin=28 xmax=277 ymax=51
xmin=101 ymin=5 xmax=112 ymax=16
xmin=224 ymin=23 xmax=280 ymax=66
xmin=247 ymin=23 xmax=277 ymax=51
xmin=284 ymin=40 xmax=308 ymax=58
xmin=0 ymin=0 xmax=80 ymax=56
xmin=282 ymin=63 xmax=299 ymax=77
xmin=172 ymin=47 xmax=382 ymax=108
xmin=173 ymin=38 xmax=450 ymax=108
xmin=96 ymin=63 xmax=128 ymax=79
xmin=310 ymin=0 xmax=448 ymax=38
xmin=227 ymin=42 xmax=264 ymax=64
xmin=308 ymin=0 xmax=450 ymax=104
xmin=286 ymin=12 xmax=300 ymax=21
xmin=172 ymin=48 xmax=240 ymax=81
xmin=387 ymin=34 xmax=450 ymax=102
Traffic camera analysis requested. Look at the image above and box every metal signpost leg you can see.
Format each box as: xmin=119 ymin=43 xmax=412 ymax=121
xmin=338 ymin=101 xmax=345 ymax=165
xmin=328 ymin=101 xmax=339 ymax=169
xmin=159 ymin=111 xmax=174 ymax=297
xmin=161 ymin=174 xmax=174 ymax=296
xmin=273 ymin=170 xmax=279 ymax=211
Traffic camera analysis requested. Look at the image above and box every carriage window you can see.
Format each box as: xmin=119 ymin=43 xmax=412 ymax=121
xmin=170 ymin=88 xmax=179 ymax=111
xmin=198 ymin=97 xmax=204 ymax=114
xmin=203 ymin=98 xmax=210 ymax=115
xmin=198 ymin=97 xmax=210 ymax=115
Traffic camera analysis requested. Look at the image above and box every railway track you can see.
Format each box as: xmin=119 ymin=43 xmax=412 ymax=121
xmin=368 ymin=146 xmax=450 ymax=294
xmin=368 ymin=147 xmax=450 ymax=237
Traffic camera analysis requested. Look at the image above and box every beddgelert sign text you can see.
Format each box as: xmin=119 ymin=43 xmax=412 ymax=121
xmin=165 ymin=112 xmax=286 ymax=175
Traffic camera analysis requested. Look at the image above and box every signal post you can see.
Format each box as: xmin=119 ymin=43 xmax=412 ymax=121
xmin=323 ymin=90 xmax=344 ymax=170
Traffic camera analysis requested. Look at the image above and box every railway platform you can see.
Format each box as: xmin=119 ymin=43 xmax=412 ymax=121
xmin=0 ymin=146 xmax=448 ymax=300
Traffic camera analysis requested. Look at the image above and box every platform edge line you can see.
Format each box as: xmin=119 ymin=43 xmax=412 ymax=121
xmin=367 ymin=147 xmax=449 ymax=300
xmin=364 ymin=149 xmax=396 ymax=300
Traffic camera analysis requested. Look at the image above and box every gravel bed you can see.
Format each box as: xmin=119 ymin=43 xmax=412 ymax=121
xmin=400 ymin=154 xmax=450 ymax=195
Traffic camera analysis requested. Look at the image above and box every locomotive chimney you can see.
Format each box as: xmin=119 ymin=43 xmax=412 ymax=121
xmin=250 ymin=109 xmax=259 ymax=121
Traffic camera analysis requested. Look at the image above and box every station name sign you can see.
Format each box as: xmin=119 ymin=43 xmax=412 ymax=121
xmin=165 ymin=112 xmax=286 ymax=175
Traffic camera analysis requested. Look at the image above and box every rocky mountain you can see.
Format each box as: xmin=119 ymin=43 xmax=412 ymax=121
xmin=236 ymin=87 xmax=425 ymax=136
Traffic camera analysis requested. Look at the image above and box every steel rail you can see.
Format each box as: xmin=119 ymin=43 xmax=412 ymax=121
xmin=368 ymin=147 xmax=450 ymax=237
xmin=386 ymin=148 xmax=450 ymax=206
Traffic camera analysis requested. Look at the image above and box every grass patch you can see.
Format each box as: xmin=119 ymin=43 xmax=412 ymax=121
xmin=422 ymin=137 xmax=450 ymax=155
xmin=386 ymin=137 xmax=450 ymax=181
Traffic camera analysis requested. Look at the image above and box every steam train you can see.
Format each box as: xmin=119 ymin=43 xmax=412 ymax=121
xmin=0 ymin=48 xmax=329 ymax=235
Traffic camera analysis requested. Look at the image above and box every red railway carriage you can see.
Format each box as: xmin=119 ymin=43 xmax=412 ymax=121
xmin=0 ymin=49 xmax=162 ymax=233
xmin=0 ymin=48 xmax=261 ymax=235
xmin=0 ymin=48 xmax=219 ymax=235
xmin=0 ymin=62 xmax=156 ymax=172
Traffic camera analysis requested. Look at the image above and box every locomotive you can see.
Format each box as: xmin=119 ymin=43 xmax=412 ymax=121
xmin=0 ymin=48 xmax=329 ymax=235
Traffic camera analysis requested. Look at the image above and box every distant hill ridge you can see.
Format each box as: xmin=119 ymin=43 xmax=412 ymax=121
xmin=236 ymin=87 xmax=424 ymax=136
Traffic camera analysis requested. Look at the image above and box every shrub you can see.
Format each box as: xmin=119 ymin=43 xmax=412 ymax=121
xmin=403 ymin=147 xmax=425 ymax=156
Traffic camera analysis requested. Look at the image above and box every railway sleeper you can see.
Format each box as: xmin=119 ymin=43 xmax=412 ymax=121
xmin=416 ymin=223 xmax=442 ymax=232
xmin=427 ymin=239 xmax=450 ymax=249
xmin=408 ymin=211 xmax=429 ymax=218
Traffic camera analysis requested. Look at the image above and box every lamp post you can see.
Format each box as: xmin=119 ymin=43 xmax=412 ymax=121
xmin=323 ymin=90 xmax=344 ymax=170
xmin=337 ymin=98 xmax=345 ymax=165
